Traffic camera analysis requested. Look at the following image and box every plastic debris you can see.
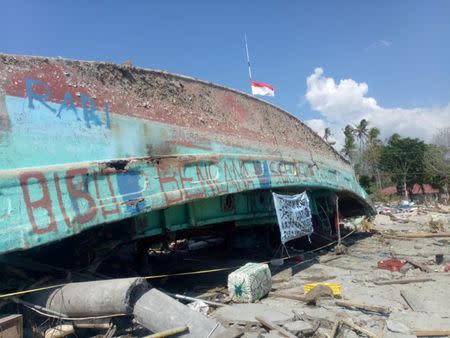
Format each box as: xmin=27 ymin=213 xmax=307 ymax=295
xmin=228 ymin=263 xmax=272 ymax=303
xmin=304 ymin=282 xmax=341 ymax=296
xmin=377 ymin=258 xmax=406 ymax=272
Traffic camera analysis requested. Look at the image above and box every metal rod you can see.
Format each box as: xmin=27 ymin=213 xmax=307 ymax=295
xmin=244 ymin=33 xmax=253 ymax=83
xmin=168 ymin=293 xmax=226 ymax=307
xmin=336 ymin=196 xmax=341 ymax=246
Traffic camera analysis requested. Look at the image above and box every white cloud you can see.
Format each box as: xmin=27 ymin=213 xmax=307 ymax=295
xmin=305 ymin=118 xmax=327 ymax=135
xmin=366 ymin=39 xmax=392 ymax=50
xmin=305 ymin=118 xmax=337 ymax=145
xmin=304 ymin=67 xmax=450 ymax=149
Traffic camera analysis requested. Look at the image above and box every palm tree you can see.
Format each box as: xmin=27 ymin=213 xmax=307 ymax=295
xmin=323 ymin=127 xmax=331 ymax=142
xmin=342 ymin=125 xmax=356 ymax=160
xmin=365 ymin=127 xmax=382 ymax=189
xmin=367 ymin=127 xmax=381 ymax=146
xmin=354 ymin=119 xmax=369 ymax=151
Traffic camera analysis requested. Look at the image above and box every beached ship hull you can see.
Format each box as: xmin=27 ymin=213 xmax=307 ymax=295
xmin=0 ymin=54 xmax=373 ymax=255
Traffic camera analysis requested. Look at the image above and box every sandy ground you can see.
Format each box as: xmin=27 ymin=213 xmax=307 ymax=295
xmin=209 ymin=210 xmax=450 ymax=337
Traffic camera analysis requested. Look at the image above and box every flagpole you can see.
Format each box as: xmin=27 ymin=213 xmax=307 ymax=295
xmin=244 ymin=33 xmax=253 ymax=87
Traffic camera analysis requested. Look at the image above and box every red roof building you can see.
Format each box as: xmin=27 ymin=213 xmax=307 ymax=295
xmin=381 ymin=186 xmax=397 ymax=196
xmin=410 ymin=183 xmax=439 ymax=195
xmin=382 ymin=184 xmax=439 ymax=196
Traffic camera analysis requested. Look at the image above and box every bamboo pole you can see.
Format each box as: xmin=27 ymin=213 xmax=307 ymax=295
xmin=143 ymin=326 xmax=189 ymax=338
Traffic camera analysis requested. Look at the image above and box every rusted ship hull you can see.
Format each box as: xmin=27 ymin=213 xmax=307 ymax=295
xmin=0 ymin=54 xmax=373 ymax=255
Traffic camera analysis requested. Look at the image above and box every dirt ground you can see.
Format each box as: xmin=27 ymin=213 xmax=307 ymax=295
xmin=200 ymin=209 xmax=450 ymax=338
xmin=1 ymin=208 xmax=449 ymax=337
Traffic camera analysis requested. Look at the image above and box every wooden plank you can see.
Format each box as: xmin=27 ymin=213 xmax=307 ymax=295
xmin=382 ymin=232 xmax=450 ymax=239
xmin=0 ymin=315 xmax=23 ymax=338
xmin=319 ymin=255 xmax=342 ymax=264
xmin=330 ymin=320 xmax=340 ymax=338
xmin=335 ymin=300 xmax=390 ymax=315
xmin=412 ymin=330 xmax=450 ymax=337
xmin=373 ymin=278 xmax=433 ymax=285
xmin=143 ymin=326 xmax=188 ymax=338
xmin=270 ymin=291 xmax=306 ymax=302
xmin=329 ymin=319 xmax=378 ymax=338
xmin=341 ymin=319 xmax=378 ymax=338
xmin=404 ymin=259 xmax=432 ymax=273
xmin=255 ymin=316 xmax=297 ymax=338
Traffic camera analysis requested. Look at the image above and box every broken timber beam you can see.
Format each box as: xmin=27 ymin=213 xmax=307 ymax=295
xmin=373 ymin=277 xmax=434 ymax=286
xmin=381 ymin=232 xmax=450 ymax=239
xmin=404 ymin=259 xmax=432 ymax=273
xmin=340 ymin=319 xmax=378 ymax=338
xmin=143 ymin=326 xmax=189 ymax=338
xmin=335 ymin=300 xmax=390 ymax=315
xmin=255 ymin=316 xmax=297 ymax=338
xmin=0 ymin=315 xmax=22 ymax=338
xmin=412 ymin=330 xmax=450 ymax=337
xmin=270 ymin=291 xmax=306 ymax=302
xmin=319 ymin=255 xmax=342 ymax=264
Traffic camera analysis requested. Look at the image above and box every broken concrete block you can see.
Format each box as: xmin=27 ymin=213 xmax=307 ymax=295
xmin=242 ymin=332 xmax=263 ymax=338
xmin=386 ymin=320 xmax=411 ymax=334
xmin=134 ymin=288 xmax=227 ymax=337
xmin=228 ymin=263 xmax=272 ymax=303
xmin=212 ymin=304 xmax=294 ymax=324
xmin=264 ymin=331 xmax=285 ymax=337
xmin=282 ymin=320 xmax=313 ymax=335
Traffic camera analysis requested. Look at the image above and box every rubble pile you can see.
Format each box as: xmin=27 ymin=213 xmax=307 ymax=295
xmin=0 ymin=205 xmax=449 ymax=337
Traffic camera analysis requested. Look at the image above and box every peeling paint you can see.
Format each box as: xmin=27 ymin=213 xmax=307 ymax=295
xmin=0 ymin=54 xmax=373 ymax=255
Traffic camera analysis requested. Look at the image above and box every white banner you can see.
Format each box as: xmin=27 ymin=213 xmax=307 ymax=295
xmin=272 ymin=192 xmax=314 ymax=244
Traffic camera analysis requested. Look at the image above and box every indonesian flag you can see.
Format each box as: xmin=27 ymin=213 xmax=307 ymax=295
xmin=251 ymin=81 xmax=275 ymax=96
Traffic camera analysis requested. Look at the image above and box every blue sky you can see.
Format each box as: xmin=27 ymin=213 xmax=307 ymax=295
xmin=2 ymin=1 xmax=449 ymax=143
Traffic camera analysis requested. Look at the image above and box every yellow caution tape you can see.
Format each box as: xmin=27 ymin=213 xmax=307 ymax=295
xmin=0 ymin=229 xmax=355 ymax=299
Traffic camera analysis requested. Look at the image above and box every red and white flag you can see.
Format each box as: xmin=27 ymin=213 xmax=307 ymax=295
xmin=251 ymin=81 xmax=275 ymax=97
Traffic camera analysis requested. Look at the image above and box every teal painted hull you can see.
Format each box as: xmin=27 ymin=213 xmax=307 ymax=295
xmin=0 ymin=54 xmax=373 ymax=255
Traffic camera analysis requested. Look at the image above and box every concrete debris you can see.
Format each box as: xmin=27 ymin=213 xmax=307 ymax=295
xmin=386 ymin=320 xmax=411 ymax=334
xmin=187 ymin=299 xmax=210 ymax=315
xmin=28 ymin=277 xmax=148 ymax=317
xmin=213 ymin=304 xmax=294 ymax=324
xmin=1 ymin=203 xmax=449 ymax=337
xmin=134 ymin=288 xmax=227 ymax=337
xmin=281 ymin=320 xmax=313 ymax=335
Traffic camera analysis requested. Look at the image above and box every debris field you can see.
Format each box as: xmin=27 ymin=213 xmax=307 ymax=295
xmin=0 ymin=204 xmax=449 ymax=338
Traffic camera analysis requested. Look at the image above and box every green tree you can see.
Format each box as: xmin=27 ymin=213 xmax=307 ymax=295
xmin=362 ymin=127 xmax=383 ymax=189
xmin=342 ymin=125 xmax=356 ymax=161
xmin=424 ymin=145 xmax=450 ymax=189
xmin=367 ymin=127 xmax=382 ymax=146
xmin=380 ymin=135 xmax=426 ymax=199
xmin=425 ymin=128 xmax=450 ymax=202
xmin=354 ymin=119 xmax=369 ymax=151
xmin=323 ymin=127 xmax=332 ymax=144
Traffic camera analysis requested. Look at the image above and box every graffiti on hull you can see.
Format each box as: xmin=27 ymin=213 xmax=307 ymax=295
xmin=0 ymin=56 xmax=371 ymax=255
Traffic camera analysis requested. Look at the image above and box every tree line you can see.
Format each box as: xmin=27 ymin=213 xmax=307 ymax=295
xmin=323 ymin=121 xmax=450 ymax=201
